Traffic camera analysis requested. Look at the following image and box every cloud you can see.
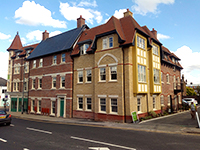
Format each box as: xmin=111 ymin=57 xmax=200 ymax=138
xmin=173 ymin=45 xmax=200 ymax=84
xmin=0 ymin=32 xmax=11 ymax=40
xmin=157 ymin=33 xmax=170 ymax=40
xmin=0 ymin=52 xmax=8 ymax=80
xmin=26 ymin=30 xmax=62 ymax=43
xmin=77 ymin=0 xmax=97 ymax=7
xmin=132 ymin=0 xmax=175 ymax=15
xmin=14 ymin=1 xmax=67 ymax=28
xmin=59 ymin=2 xmax=102 ymax=25
xmin=113 ymin=9 xmax=127 ymax=19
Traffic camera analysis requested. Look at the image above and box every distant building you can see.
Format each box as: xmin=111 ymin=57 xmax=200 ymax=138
xmin=0 ymin=77 xmax=9 ymax=107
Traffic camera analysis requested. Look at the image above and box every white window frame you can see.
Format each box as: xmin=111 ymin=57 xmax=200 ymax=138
xmin=153 ymin=44 xmax=158 ymax=55
xmin=138 ymin=65 xmax=146 ymax=82
xmin=33 ymin=60 xmax=36 ymax=68
xmin=32 ymin=79 xmax=35 ymax=89
xmin=52 ymin=77 xmax=56 ymax=88
xmin=14 ymin=67 xmax=17 ymax=74
xmin=31 ymin=100 xmax=35 ymax=112
xmin=86 ymin=97 xmax=92 ymax=111
xmin=78 ymin=71 xmax=83 ymax=83
xmin=110 ymin=66 xmax=117 ymax=81
xmin=160 ymin=95 xmax=164 ymax=106
xmin=13 ymin=82 xmax=16 ymax=91
xmin=37 ymin=100 xmax=41 ymax=114
xmin=154 ymin=69 xmax=160 ymax=84
xmin=51 ymin=100 xmax=56 ymax=116
xmin=53 ymin=55 xmax=57 ymax=65
xmin=153 ymin=97 xmax=156 ymax=109
xmin=102 ymin=36 xmax=113 ymax=50
xmin=61 ymin=53 xmax=65 ymax=63
xmin=80 ymin=44 xmax=89 ymax=55
xmin=99 ymin=67 xmax=106 ymax=81
xmin=110 ymin=98 xmax=118 ymax=114
xmin=86 ymin=70 xmax=92 ymax=83
xmin=166 ymin=74 xmax=170 ymax=83
xmin=137 ymin=97 xmax=141 ymax=112
xmin=61 ymin=76 xmax=65 ymax=88
xmin=38 ymin=78 xmax=42 ymax=89
xmin=99 ymin=98 xmax=106 ymax=113
xmin=78 ymin=97 xmax=83 ymax=110
xmin=137 ymin=36 xmax=145 ymax=49
xmin=39 ymin=58 xmax=43 ymax=67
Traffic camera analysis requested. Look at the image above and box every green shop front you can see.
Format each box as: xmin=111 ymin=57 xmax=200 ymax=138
xmin=11 ymin=97 xmax=28 ymax=112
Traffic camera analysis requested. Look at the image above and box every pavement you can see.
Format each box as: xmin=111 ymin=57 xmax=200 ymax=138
xmin=6 ymin=108 xmax=200 ymax=135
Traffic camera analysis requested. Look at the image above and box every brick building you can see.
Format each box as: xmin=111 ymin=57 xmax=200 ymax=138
xmin=7 ymin=9 xmax=183 ymax=122
xmin=71 ymin=9 xmax=163 ymax=123
xmin=7 ymin=32 xmax=38 ymax=112
xmin=26 ymin=25 xmax=87 ymax=118
xmin=160 ymin=46 xmax=183 ymax=112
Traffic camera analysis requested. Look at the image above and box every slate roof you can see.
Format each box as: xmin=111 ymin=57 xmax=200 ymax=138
xmin=7 ymin=32 xmax=23 ymax=51
xmin=0 ymin=77 xmax=7 ymax=86
xmin=27 ymin=26 xmax=87 ymax=60
xmin=162 ymin=46 xmax=183 ymax=69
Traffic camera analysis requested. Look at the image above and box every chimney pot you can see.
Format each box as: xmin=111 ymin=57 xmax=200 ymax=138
xmin=42 ymin=30 xmax=49 ymax=41
xmin=151 ymin=28 xmax=157 ymax=39
xmin=124 ymin=8 xmax=133 ymax=17
xmin=77 ymin=15 xmax=85 ymax=28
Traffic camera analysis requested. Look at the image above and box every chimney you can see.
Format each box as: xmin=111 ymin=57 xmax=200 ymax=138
xmin=42 ymin=30 xmax=49 ymax=41
xmin=151 ymin=28 xmax=157 ymax=39
xmin=123 ymin=9 xmax=133 ymax=17
xmin=77 ymin=15 xmax=85 ymax=28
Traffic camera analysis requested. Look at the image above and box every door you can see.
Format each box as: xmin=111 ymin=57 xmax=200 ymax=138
xmin=23 ymin=98 xmax=28 ymax=112
xmin=18 ymin=98 xmax=22 ymax=112
xmin=60 ymin=98 xmax=64 ymax=117
xmin=11 ymin=98 xmax=17 ymax=112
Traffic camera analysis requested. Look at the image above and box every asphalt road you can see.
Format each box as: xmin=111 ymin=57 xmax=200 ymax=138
xmin=0 ymin=118 xmax=200 ymax=150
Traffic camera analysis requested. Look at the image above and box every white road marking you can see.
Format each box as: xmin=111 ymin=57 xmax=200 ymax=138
xmin=89 ymin=147 xmax=110 ymax=150
xmin=71 ymin=136 xmax=136 ymax=150
xmin=0 ymin=138 xmax=7 ymax=143
xmin=26 ymin=127 xmax=52 ymax=134
xmin=10 ymin=124 xmax=14 ymax=127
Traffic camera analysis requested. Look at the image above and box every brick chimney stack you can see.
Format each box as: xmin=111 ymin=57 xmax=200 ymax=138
xmin=123 ymin=8 xmax=133 ymax=17
xmin=77 ymin=15 xmax=85 ymax=28
xmin=42 ymin=30 xmax=49 ymax=41
xmin=151 ymin=28 xmax=157 ymax=39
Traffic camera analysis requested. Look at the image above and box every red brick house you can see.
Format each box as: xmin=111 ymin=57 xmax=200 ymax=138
xmin=161 ymin=46 xmax=183 ymax=112
xmin=26 ymin=22 xmax=87 ymax=118
xmin=7 ymin=32 xmax=38 ymax=113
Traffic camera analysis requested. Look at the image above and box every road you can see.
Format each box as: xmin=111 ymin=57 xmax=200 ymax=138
xmin=0 ymin=118 xmax=200 ymax=150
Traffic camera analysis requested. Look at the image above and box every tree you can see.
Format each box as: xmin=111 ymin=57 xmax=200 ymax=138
xmin=195 ymin=86 xmax=200 ymax=96
xmin=186 ymin=86 xmax=197 ymax=96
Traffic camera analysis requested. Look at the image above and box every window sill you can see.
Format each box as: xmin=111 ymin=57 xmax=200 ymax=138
xmin=85 ymin=82 xmax=92 ymax=84
xmin=108 ymin=80 xmax=117 ymax=83
xmin=37 ymin=88 xmax=42 ymax=90
xmin=138 ymin=81 xmax=147 ymax=84
xmin=109 ymin=112 xmax=118 ymax=115
xmin=31 ymin=89 xmax=36 ymax=91
xmin=51 ymin=64 xmax=57 ymax=66
xmin=60 ymin=62 xmax=66 ymax=64
xmin=98 ymin=111 xmax=107 ymax=114
xmin=50 ymin=114 xmax=55 ymax=117
xmin=167 ymin=82 xmax=170 ymax=85
xmin=137 ymin=111 xmax=143 ymax=114
xmin=38 ymin=66 xmax=43 ymax=68
xmin=77 ymin=109 xmax=83 ymax=111
xmin=85 ymin=109 xmax=92 ymax=112
xmin=98 ymin=81 xmax=106 ymax=83
xmin=77 ymin=82 xmax=83 ymax=84
xmin=59 ymin=87 xmax=66 ymax=89
xmin=36 ymin=112 xmax=41 ymax=115
xmin=51 ymin=88 xmax=56 ymax=90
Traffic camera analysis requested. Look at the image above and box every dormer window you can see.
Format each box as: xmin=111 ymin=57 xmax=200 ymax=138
xmin=137 ymin=36 xmax=145 ymax=49
xmin=80 ymin=44 xmax=89 ymax=55
xmin=26 ymin=50 xmax=31 ymax=56
xmin=172 ymin=57 xmax=175 ymax=63
xmin=16 ymin=52 xmax=19 ymax=58
xmin=102 ymin=36 xmax=113 ymax=49
xmin=164 ymin=54 xmax=168 ymax=60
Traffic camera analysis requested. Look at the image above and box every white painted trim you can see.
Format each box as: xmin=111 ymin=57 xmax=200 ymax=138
xmin=97 ymin=53 xmax=118 ymax=66
xmin=108 ymin=95 xmax=118 ymax=98
xmin=98 ymin=95 xmax=107 ymax=98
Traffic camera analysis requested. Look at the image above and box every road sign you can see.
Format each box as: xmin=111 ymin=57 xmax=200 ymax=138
xmin=131 ymin=111 xmax=138 ymax=123
xmin=5 ymin=95 xmax=8 ymax=98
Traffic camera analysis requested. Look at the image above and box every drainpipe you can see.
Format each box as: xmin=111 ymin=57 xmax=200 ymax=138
xmin=21 ymin=58 xmax=25 ymax=114
xmin=122 ymin=48 xmax=126 ymax=123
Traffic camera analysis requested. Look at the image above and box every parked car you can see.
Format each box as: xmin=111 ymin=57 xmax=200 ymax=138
xmin=182 ymin=98 xmax=198 ymax=106
xmin=0 ymin=110 xmax=12 ymax=125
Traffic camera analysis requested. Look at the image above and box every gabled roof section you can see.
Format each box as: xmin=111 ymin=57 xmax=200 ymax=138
xmin=18 ymin=43 xmax=39 ymax=57
xmin=27 ymin=25 xmax=86 ymax=60
xmin=162 ymin=46 xmax=183 ymax=69
xmin=7 ymin=32 xmax=23 ymax=51
xmin=142 ymin=26 xmax=161 ymax=45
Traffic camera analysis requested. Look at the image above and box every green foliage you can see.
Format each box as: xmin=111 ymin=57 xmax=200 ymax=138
xmin=148 ymin=111 xmax=157 ymax=118
xmin=186 ymin=86 xmax=197 ymax=96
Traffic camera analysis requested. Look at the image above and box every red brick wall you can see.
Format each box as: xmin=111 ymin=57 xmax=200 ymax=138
xmin=28 ymin=51 xmax=73 ymax=118
xmin=161 ymin=62 xmax=182 ymax=111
